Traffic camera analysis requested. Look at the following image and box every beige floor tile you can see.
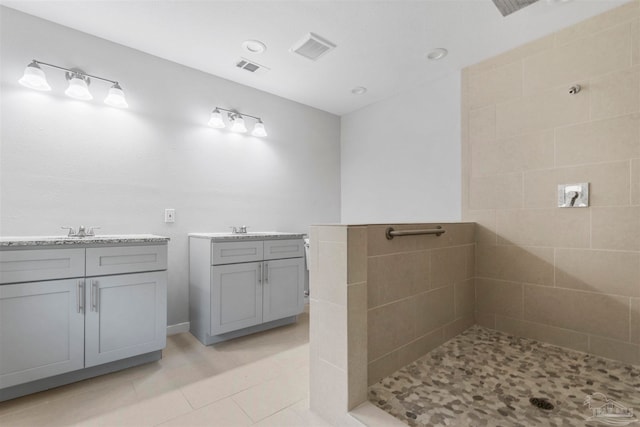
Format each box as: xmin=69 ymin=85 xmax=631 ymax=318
xmin=179 ymin=357 xmax=284 ymax=409
xmin=231 ymin=370 xmax=309 ymax=422
xmin=70 ymin=390 xmax=192 ymax=427
xmin=0 ymin=383 xmax=138 ymax=427
xmin=289 ymin=399 xmax=335 ymax=427
xmin=157 ymin=397 xmax=252 ymax=427
xmin=252 ymin=407 xmax=307 ymax=427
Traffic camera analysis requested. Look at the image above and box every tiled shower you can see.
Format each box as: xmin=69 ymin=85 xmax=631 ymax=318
xmin=309 ymin=1 xmax=640 ymax=425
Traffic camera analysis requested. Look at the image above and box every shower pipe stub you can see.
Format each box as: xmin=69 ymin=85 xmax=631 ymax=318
xmin=385 ymin=226 xmax=445 ymax=240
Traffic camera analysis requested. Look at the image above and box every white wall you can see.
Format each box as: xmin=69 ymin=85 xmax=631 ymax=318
xmin=0 ymin=7 xmax=341 ymax=326
xmin=340 ymin=72 xmax=461 ymax=223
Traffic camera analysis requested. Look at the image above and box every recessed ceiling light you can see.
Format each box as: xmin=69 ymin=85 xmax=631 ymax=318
xmin=426 ymin=48 xmax=448 ymax=61
xmin=242 ymin=40 xmax=267 ymax=54
xmin=351 ymin=86 xmax=367 ymax=95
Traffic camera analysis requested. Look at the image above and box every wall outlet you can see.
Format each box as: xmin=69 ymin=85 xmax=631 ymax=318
xmin=164 ymin=209 xmax=176 ymax=223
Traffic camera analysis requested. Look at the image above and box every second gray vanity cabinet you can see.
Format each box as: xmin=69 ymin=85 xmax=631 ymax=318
xmin=189 ymin=234 xmax=305 ymax=345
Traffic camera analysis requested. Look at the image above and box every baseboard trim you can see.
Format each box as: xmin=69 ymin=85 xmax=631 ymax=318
xmin=167 ymin=322 xmax=190 ymax=336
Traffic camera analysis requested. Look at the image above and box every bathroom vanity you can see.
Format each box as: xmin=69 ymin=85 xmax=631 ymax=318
xmin=189 ymin=232 xmax=305 ymax=345
xmin=0 ymin=235 xmax=169 ymax=401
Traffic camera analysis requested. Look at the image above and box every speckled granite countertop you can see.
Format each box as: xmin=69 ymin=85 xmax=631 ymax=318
xmin=189 ymin=232 xmax=305 ymax=241
xmin=0 ymin=234 xmax=170 ymax=248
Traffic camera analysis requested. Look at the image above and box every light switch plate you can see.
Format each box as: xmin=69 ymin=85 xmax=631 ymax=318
xmin=558 ymin=183 xmax=589 ymax=208
xmin=164 ymin=208 xmax=175 ymax=223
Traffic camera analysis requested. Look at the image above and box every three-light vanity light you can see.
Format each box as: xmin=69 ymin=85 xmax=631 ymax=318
xmin=208 ymin=107 xmax=267 ymax=137
xmin=19 ymin=60 xmax=128 ymax=108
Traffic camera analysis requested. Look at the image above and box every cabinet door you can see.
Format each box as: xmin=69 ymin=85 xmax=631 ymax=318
xmin=263 ymin=258 xmax=304 ymax=323
xmin=85 ymin=271 xmax=167 ymax=368
xmin=211 ymin=262 xmax=262 ymax=335
xmin=0 ymin=279 xmax=85 ymax=388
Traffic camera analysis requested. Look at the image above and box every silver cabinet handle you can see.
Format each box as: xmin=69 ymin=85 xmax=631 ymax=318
xmin=91 ymin=280 xmax=98 ymax=312
xmin=265 ymin=263 xmax=269 ymax=284
xmin=77 ymin=280 xmax=84 ymax=313
xmin=258 ymin=264 xmax=262 ymax=284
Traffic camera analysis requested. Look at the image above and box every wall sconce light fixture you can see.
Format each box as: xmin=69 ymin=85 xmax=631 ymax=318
xmin=208 ymin=107 xmax=267 ymax=137
xmin=19 ymin=60 xmax=128 ymax=108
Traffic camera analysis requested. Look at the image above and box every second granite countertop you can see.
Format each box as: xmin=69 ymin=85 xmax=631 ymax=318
xmin=189 ymin=232 xmax=305 ymax=241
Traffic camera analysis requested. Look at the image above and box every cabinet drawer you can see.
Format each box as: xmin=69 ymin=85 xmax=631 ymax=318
xmin=212 ymin=241 xmax=263 ymax=265
xmin=0 ymin=248 xmax=85 ymax=284
xmin=86 ymin=245 xmax=167 ymax=276
xmin=264 ymin=239 xmax=304 ymax=260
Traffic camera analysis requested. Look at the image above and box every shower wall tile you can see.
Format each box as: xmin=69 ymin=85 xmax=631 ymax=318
xmin=466 ymin=34 xmax=554 ymax=77
xmin=555 ymin=114 xmax=640 ymax=167
xmin=591 ymin=206 xmax=640 ymax=251
xmin=589 ymin=335 xmax=640 ymax=366
xmin=315 ymin=240 xmax=348 ymax=305
xmin=555 ymin=249 xmax=640 ymax=297
xmin=523 ymin=285 xmax=630 ymax=341
xmin=471 ymin=131 xmax=554 ymax=177
xmin=413 ymin=285 xmax=455 ymax=337
xmin=633 ymin=18 xmax=640 ymax=66
xmin=455 ymin=279 xmax=475 ymax=318
xmin=632 ymin=159 xmax=640 ymax=205
xmin=496 ymin=208 xmax=590 ymax=248
xmin=494 ymin=315 xmax=589 ymax=353
xmin=523 ymin=24 xmax=631 ymax=95
xmin=475 ymin=278 xmax=523 ymax=318
xmin=469 ymin=173 xmax=523 ymax=210
xmin=431 ymin=245 xmax=472 ymax=288
xmin=367 ymin=328 xmax=444 ymax=386
xmin=465 ymin=210 xmax=497 ymax=246
xmin=469 ymin=105 xmax=496 ymax=144
xmin=631 ymin=298 xmax=640 ymax=344
xmin=589 ymin=66 xmax=640 ymax=121
xmin=317 ymin=299 xmax=348 ymax=371
xmin=367 ymin=298 xmax=415 ymax=361
xmin=467 ymin=61 xmax=522 ymax=109
xmin=554 ymin=0 xmax=639 ymax=46
xmin=347 ymin=282 xmax=367 ymax=408
xmin=476 ymin=245 xmax=554 ymax=285
xmin=347 ymin=227 xmax=367 ymax=285
xmin=443 ymin=315 xmax=475 ymax=342
xmin=495 ymin=85 xmax=589 ymax=139
xmin=524 ymin=162 xmax=631 ymax=208
xmin=367 ymin=251 xmax=430 ymax=308
xmin=475 ymin=312 xmax=496 ymax=329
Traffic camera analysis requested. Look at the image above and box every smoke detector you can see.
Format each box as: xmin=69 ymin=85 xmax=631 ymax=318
xmin=290 ymin=32 xmax=336 ymax=61
xmin=235 ymin=57 xmax=270 ymax=74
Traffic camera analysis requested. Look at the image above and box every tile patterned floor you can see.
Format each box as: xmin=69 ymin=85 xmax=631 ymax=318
xmin=0 ymin=307 xmax=332 ymax=427
xmin=370 ymin=326 xmax=640 ymax=427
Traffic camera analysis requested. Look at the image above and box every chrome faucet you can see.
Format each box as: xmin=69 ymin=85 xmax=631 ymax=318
xmin=61 ymin=226 xmax=100 ymax=237
xmin=231 ymin=226 xmax=248 ymax=234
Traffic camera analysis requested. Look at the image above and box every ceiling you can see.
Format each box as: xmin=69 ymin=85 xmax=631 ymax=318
xmin=1 ymin=0 xmax=631 ymax=115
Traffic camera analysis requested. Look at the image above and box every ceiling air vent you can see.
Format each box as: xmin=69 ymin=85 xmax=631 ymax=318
xmin=491 ymin=0 xmax=539 ymax=16
xmin=235 ymin=57 xmax=270 ymax=74
xmin=290 ymin=32 xmax=336 ymax=61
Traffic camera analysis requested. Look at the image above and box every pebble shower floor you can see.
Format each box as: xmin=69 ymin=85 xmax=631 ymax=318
xmin=369 ymin=326 xmax=640 ymax=427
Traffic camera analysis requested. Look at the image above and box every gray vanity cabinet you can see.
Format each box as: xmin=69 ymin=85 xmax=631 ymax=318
xmin=0 ymin=279 xmax=85 ymax=389
xmin=0 ymin=239 xmax=168 ymax=397
xmin=189 ymin=234 xmax=305 ymax=345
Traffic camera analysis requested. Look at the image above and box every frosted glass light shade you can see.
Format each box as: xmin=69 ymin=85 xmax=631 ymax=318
xmin=208 ymin=109 xmax=225 ymax=128
xmin=251 ymin=120 xmax=267 ymax=137
xmin=230 ymin=115 xmax=247 ymax=133
xmin=18 ymin=62 xmax=51 ymax=91
xmin=65 ymin=76 xmax=93 ymax=100
xmin=104 ymin=83 xmax=128 ymax=108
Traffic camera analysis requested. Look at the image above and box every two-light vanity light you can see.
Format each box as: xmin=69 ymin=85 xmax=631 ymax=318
xmin=208 ymin=107 xmax=267 ymax=137
xmin=19 ymin=60 xmax=128 ymax=108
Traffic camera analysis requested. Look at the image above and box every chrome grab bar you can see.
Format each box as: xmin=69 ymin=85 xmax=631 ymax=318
xmin=385 ymin=226 xmax=445 ymax=240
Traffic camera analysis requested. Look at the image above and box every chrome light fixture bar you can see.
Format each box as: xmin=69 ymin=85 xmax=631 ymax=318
xmin=208 ymin=107 xmax=267 ymax=137
xmin=19 ymin=60 xmax=128 ymax=108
